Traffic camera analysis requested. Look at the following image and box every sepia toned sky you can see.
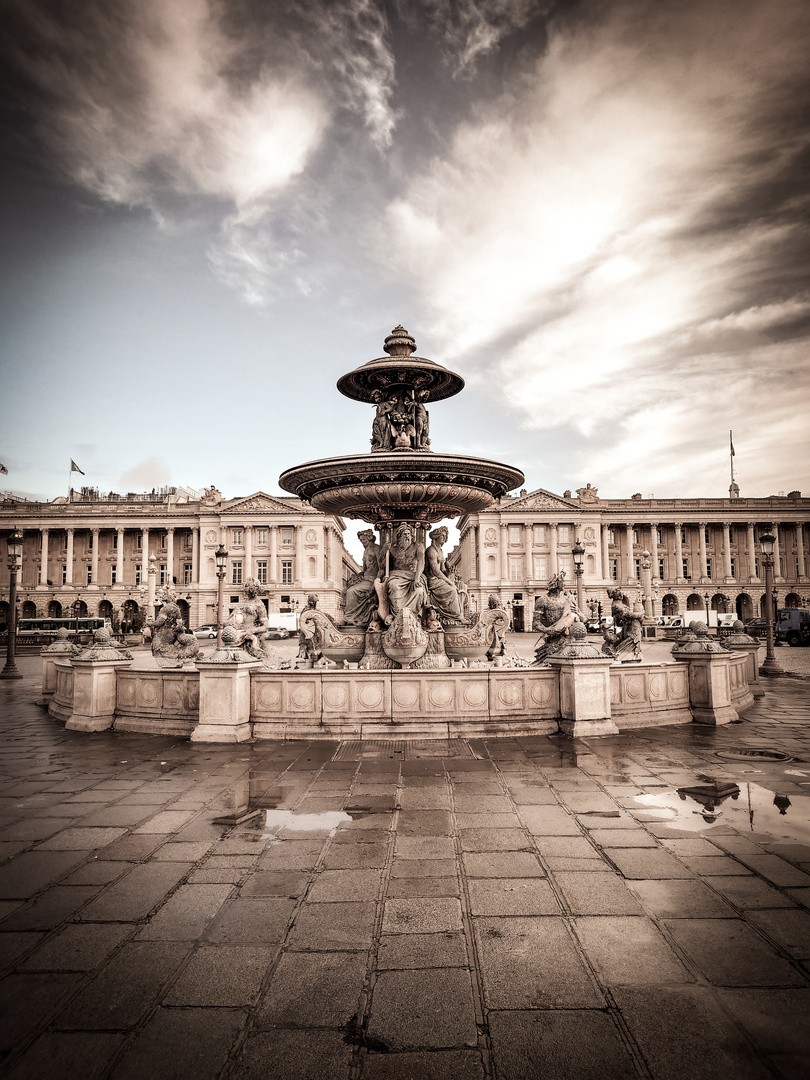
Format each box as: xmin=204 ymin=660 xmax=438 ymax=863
xmin=1 ymin=0 xmax=808 ymax=522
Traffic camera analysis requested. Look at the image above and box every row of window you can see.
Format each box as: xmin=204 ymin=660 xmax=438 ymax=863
xmin=503 ymin=525 xmax=801 ymax=547
xmin=230 ymin=561 xmax=294 ymax=585
xmin=38 ymin=558 xmax=299 ymax=587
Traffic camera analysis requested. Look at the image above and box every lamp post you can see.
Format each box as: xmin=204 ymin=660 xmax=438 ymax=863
xmin=703 ymin=591 xmax=710 ymax=629
xmin=1 ymin=528 xmax=23 ymax=679
xmin=758 ymin=530 xmax=781 ymax=675
xmin=147 ymin=554 xmax=157 ymax=622
xmin=215 ymin=544 xmax=228 ymax=649
xmin=571 ymin=538 xmax=585 ymax=617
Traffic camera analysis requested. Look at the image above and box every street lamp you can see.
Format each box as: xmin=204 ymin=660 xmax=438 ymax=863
xmin=1 ymin=528 xmax=24 ymax=679
xmin=571 ymin=538 xmax=585 ymax=617
xmin=703 ymin=590 xmax=710 ymax=629
xmin=641 ymin=550 xmax=653 ymax=619
xmin=215 ymin=544 xmax=228 ymax=648
xmin=758 ymin=530 xmax=781 ymax=675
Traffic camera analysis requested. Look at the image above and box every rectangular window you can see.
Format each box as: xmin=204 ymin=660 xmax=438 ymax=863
xmin=608 ymin=529 xmax=616 ymax=545
xmin=656 ymin=528 xmax=663 ymax=545
xmin=135 ymin=567 xmax=142 ymax=585
xmin=532 ymin=555 xmax=548 ymax=580
xmin=159 ymin=564 xmax=168 ymax=585
xmin=632 ymin=529 xmax=639 ymax=545
xmin=256 ymin=560 xmax=268 ymax=585
xmin=183 ymin=563 xmax=192 ymax=585
xmin=232 ymin=528 xmax=243 ymax=547
xmin=88 ymin=533 xmax=93 ymax=550
xmin=111 ymin=566 xmax=117 ymax=585
xmin=611 ymin=559 xmax=619 ymax=580
xmin=704 ymin=527 xmax=710 ymax=544
xmin=532 ymin=525 xmax=545 ymax=545
xmin=754 ymin=558 xmax=760 ymax=577
xmin=231 ymin=560 xmax=243 ymax=586
xmin=62 ymin=533 xmax=68 ymax=549
xmin=558 ymin=526 xmax=570 ymax=544
xmin=136 ymin=531 xmax=142 ymax=549
xmin=281 ymin=527 xmax=294 ymax=547
xmin=61 ymin=566 xmax=67 ymax=585
xmin=730 ymin=557 xmax=736 ymax=578
xmin=86 ymin=565 xmax=92 ymax=584
xmin=706 ymin=557 xmax=712 ymax=579
xmin=257 ymin=528 xmax=268 ymax=546
xmin=281 ymin=560 xmax=293 ymax=585
xmin=508 ymin=525 xmax=522 ymax=545
xmin=37 ymin=567 xmax=42 ymax=584
xmin=683 ymin=559 xmax=689 ymax=579
xmin=159 ymin=533 xmax=167 ymax=549
xmin=558 ymin=554 xmax=573 ymax=579
xmin=681 ymin=528 xmax=687 ymax=545
xmin=112 ymin=533 xmax=118 ymax=549
xmin=659 ymin=558 xmax=666 ymax=579
xmin=184 ymin=532 xmax=193 ymax=550
xmin=508 ymin=555 xmax=523 ymax=581
xmin=634 ymin=558 xmax=641 ymax=580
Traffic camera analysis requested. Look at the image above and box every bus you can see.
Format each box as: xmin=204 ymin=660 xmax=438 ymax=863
xmin=14 ymin=617 xmax=112 ymax=639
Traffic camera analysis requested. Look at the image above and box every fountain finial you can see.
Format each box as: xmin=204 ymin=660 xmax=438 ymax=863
xmin=384 ymin=326 xmax=416 ymax=357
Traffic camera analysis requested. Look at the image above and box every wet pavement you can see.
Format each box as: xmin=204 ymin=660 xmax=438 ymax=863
xmin=1 ymin=653 xmax=809 ymax=1079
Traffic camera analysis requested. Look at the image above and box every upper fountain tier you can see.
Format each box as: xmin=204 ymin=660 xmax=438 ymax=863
xmin=336 ymin=325 xmax=465 ymax=403
xmin=279 ymin=326 xmax=524 ymax=525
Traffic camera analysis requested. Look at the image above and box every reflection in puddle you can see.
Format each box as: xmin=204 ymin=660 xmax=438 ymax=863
xmin=263 ymin=809 xmax=352 ymax=837
xmin=632 ymin=782 xmax=810 ymax=844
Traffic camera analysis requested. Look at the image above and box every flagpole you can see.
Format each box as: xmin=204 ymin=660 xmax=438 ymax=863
xmin=68 ymin=463 xmax=72 ymax=502
xmin=729 ymin=430 xmax=735 ymax=486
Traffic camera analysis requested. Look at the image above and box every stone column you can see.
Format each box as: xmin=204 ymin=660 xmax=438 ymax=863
xmin=191 ymin=527 xmax=199 ymax=583
xmin=39 ymin=528 xmax=49 ymax=588
xmin=747 ymin=522 xmax=759 ymax=582
xmin=797 ymin=522 xmax=807 ymax=581
xmin=772 ymin=523 xmax=783 ymax=581
xmin=500 ymin=525 xmax=509 ymax=582
xmin=601 ymin=524 xmax=610 ymax=582
xmin=166 ymin=528 xmax=175 ymax=586
xmin=722 ymin=522 xmax=733 ymax=581
xmin=323 ymin=526 xmax=330 ymax=583
xmin=624 ymin=524 xmax=634 ymax=582
xmin=243 ymin=526 xmax=252 ymax=582
xmin=295 ymin=525 xmax=303 ymax=584
xmin=116 ymin=529 xmax=124 ymax=586
xmin=523 ymin=523 xmax=532 ymax=581
xmin=549 ymin=524 xmax=558 ymax=578
xmin=270 ymin=526 xmax=278 ymax=583
xmin=674 ymin=522 xmax=684 ymax=583
xmin=649 ymin=522 xmax=659 ymax=580
xmin=698 ymin=522 xmax=708 ymax=582
xmin=65 ymin=528 xmax=74 ymax=585
xmin=90 ymin=528 xmax=99 ymax=586
xmin=474 ymin=525 xmax=480 ymax=581
xmin=141 ymin=527 xmax=150 ymax=587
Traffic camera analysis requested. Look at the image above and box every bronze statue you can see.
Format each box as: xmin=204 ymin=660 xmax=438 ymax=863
xmin=601 ymin=588 xmax=643 ymax=662
xmin=342 ymin=529 xmax=382 ymax=628
xmin=531 ymin=573 xmax=582 ymax=664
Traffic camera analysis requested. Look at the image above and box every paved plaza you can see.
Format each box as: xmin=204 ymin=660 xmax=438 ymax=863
xmin=1 ymin=649 xmax=809 ymax=1079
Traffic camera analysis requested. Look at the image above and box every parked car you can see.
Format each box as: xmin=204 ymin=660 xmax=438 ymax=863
xmin=193 ymin=625 xmax=217 ymax=639
xmin=775 ymin=608 xmax=810 ymax=647
xmin=265 ymin=626 xmax=290 ymax=640
xmin=744 ymin=618 xmax=767 ymax=640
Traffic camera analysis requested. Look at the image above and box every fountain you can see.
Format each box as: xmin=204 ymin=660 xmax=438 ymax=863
xmin=280 ymin=326 xmax=525 ymax=670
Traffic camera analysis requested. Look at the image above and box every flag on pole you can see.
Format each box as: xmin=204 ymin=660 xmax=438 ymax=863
xmin=70 ymin=460 xmax=85 ymax=475
xmin=729 ymin=431 xmax=735 ymax=457
xmin=0 ymin=463 xmax=8 ymax=475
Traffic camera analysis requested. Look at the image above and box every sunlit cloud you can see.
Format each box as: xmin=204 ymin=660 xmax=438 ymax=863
xmin=380 ymin=0 xmax=810 ymax=494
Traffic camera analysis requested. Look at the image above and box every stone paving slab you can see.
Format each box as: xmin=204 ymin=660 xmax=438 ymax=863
xmin=1 ymin=654 xmax=809 ymax=1077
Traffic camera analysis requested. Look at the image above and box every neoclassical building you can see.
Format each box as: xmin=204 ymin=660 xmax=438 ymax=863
xmin=0 ymin=486 xmax=359 ymax=630
xmin=452 ymin=484 xmax=810 ymax=631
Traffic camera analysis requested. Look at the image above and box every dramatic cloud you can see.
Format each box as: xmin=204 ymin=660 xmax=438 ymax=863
xmin=381 ymin=0 xmax=810 ymax=492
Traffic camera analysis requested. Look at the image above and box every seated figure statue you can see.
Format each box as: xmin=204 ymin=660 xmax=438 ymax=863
xmin=601 ymin=589 xmax=643 ymax=662
xmin=375 ymin=523 xmax=429 ymax=626
xmin=425 ymin=526 xmax=463 ymax=624
xmin=342 ymin=529 xmax=381 ymax=628
xmin=531 ymin=572 xmax=582 ymax=664
xmin=148 ymin=588 xmax=200 ymax=668
xmin=227 ymin=578 xmax=278 ymax=666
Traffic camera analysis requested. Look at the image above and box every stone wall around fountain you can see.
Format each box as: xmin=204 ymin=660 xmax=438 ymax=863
xmin=46 ymin=650 xmax=756 ymax=739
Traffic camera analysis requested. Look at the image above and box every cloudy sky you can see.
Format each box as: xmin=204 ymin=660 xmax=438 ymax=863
xmin=2 ymin=0 xmax=808 ymax=527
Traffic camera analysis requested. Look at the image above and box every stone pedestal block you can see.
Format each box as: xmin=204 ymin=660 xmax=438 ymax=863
xmin=678 ymin=653 xmax=738 ymax=725
xmin=547 ymin=656 xmax=619 ymax=737
xmin=64 ymin=658 xmax=133 ymax=732
xmin=730 ymin=641 xmax=765 ymax=697
xmin=193 ymin=659 xmax=261 ymax=742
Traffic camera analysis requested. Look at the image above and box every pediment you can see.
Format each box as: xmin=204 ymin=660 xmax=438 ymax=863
xmin=221 ymin=492 xmax=302 ymax=515
xmin=506 ymin=488 xmax=579 ymax=511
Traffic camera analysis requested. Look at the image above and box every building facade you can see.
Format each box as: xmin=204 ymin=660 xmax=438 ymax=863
xmin=453 ymin=485 xmax=810 ymax=631
xmin=0 ymin=486 xmax=359 ymax=630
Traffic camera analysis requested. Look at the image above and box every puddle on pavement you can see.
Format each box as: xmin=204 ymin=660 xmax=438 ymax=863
xmin=262 ymin=809 xmax=352 ymax=837
xmin=631 ymin=781 xmax=810 ymax=844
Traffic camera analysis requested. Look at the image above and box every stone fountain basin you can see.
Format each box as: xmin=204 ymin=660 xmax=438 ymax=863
xmin=279 ymin=451 xmax=525 ymax=521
